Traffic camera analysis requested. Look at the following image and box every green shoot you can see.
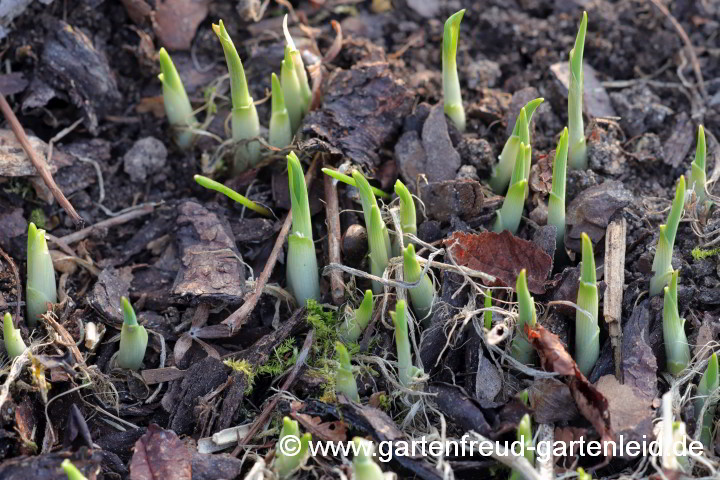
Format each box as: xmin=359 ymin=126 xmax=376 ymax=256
xmin=194 ymin=175 xmax=271 ymax=216
xmin=547 ymin=127 xmax=569 ymax=249
xmin=484 ymin=290 xmax=492 ymax=329
xmin=493 ymin=143 xmax=530 ymax=233
xmin=61 ymin=459 xmax=88 ymax=480
xmin=576 ymin=233 xmax=599 ymax=376
xmin=283 ymin=15 xmax=312 ymax=114
xmin=212 ymin=20 xmax=261 ymax=171
xmin=269 ymin=72 xmax=293 ymax=148
xmin=510 ymin=269 xmax=536 ymax=365
xmin=27 ymin=222 xmax=56 ymax=328
xmin=508 ymin=414 xmax=534 ymax=480
xmin=368 ymin=205 xmax=390 ymax=293
xmin=403 ymin=244 xmax=434 ymax=323
xmin=286 ymin=152 xmax=320 ymax=305
xmin=695 ymin=352 xmax=719 ymax=446
xmin=351 ymin=172 xmax=392 ymax=257
xmin=489 ymin=98 xmax=543 ymax=193
xmin=394 ymin=179 xmax=417 ymax=253
xmin=321 ymin=168 xmax=391 ymax=198
xmin=663 ymin=270 xmax=690 ymax=376
xmin=281 ymin=45 xmax=304 ymax=133
xmin=442 ymin=9 xmax=466 ymax=132
xmin=650 ymin=176 xmax=686 ymax=296
xmin=117 ymin=297 xmax=148 ymax=370
xmin=158 ymin=48 xmax=198 ymax=149
xmin=390 ymin=300 xmax=423 ymax=387
xmin=576 ymin=468 xmax=592 ymax=480
xmin=690 ymin=125 xmax=707 ymax=205
xmin=274 ymin=416 xmax=311 ymax=479
xmin=568 ymin=11 xmax=588 ymax=169
xmin=3 ymin=312 xmax=26 ymax=359
xmin=338 ymin=290 xmax=374 ymax=343
xmin=351 ymin=437 xmax=385 ymax=480
xmin=335 ymin=342 xmax=359 ymax=402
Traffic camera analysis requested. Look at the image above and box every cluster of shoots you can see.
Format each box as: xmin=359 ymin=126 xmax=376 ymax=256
xmin=286 ymin=152 xmax=320 ymax=305
xmin=117 ymin=297 xmax=148 ymax=370
xmin=442 ymin=10 xmax=466 ymax=132
xmin=650 ymin=176 xmax=686 ymax=296
xmin=493 ymin=141 xmax=532 ymax=234
xmin=390 ymin=300 xmax=423 ymax=387
xmin=3 ymin=312 xmax=26 ymax=359
xmin=510 ymin=270 xmax=536 ymax=365
xmin=334 ymin=342 xmax=359 ymax=401
xmin=690 ymin=125 xmax=707 ymax=206
xmin=695 ymin=352 xmax=719 ymax=446
xmin=662 ymin=270 xmax=690 ymax=376
xmin=403 ymin=244 xmax=434 ymax=323
xmin=547 ymin=128 xmax=569 ymax=249
xmin=159 ymin=16 xmax=310 ymax=172
xmin=274 ymin=416 xmax=311 ymax=479
xmin=351 ymin=438 xmax=385 ymax=480
xmin=338 ymin=290 xmax=374 ymax=342
xmin=575 ymin=233 xmax=599 ymax=376
xmin=27 ymin=222 xmax=57 ymax=328
xmin=568 ymin=12 xmax=588 ymax=169
xmin=508 ymin=413 xmax=534 ymax=480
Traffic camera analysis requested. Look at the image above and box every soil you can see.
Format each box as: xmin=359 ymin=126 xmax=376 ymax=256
xmin=0 ymin=0 xmax=719 ymax=479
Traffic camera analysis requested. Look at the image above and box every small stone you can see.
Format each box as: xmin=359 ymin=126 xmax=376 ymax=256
xmin=530 ymin=202 xmax=548 ymax=226
xmin=456 ymin=165 xmax=479 ymax=181
xmin=123 ymin=137 xmax=167 ymax=182
xmin=464 ymin=59 xmax=501 ymax=90
xmin=610 ymin=84 xmax=674 ymax=137
xmin=456 ymin=137 xmax=494 ymax=175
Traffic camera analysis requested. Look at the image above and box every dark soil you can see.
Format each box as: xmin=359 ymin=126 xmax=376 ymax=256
xmin=0 ymin=0 xmax=719 ymax=479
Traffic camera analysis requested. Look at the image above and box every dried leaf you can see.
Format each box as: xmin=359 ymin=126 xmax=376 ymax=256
xmin=291 ymin=412 xmax=347 ymax=442
xmin=526 ymin=324 xmax=614 ymax=459
xmin=152 ymin=0 xmax=210 ymax=51
xmin=445 ymin=231 xmax=552 ymax=294
xmin=130 ymin=424 xmax=192 ymax=480
xmin=136 ymin=96 xmax=166 ymax=118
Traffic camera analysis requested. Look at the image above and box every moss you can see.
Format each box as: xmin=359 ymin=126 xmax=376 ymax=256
xmin=306 ymin=299 xmax=341 ymax=361
xmin=257 ymin=338 xmax=297 ymax=377
xmin=692 ymin=247 xmax=720 ymax=260
xmin=224 ymin=358 xmax=257 ymax=394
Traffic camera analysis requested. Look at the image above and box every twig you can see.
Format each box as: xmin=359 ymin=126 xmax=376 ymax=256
xmin=0 ymin=92 xmax=83 ymax=225
xmin=323 ymin=158 xmax=345 ymax=304
xmin=0 ymin=246 xmax=21 ymax=320
xmin=222 ymin=154 xmax=320 ymax=332
xmin=603 ymin=217 xmax=626 ymax=382
xmin=234 ymin=329 xmax=315 ymax=453
xmin=51 ymin=204 xmax=154 ymax=245
xmin=648 ymin=0 xmax=707 ymax=100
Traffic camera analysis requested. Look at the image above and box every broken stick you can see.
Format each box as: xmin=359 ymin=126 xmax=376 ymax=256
xmin=603 ymin=216 xmax=626 ymax=382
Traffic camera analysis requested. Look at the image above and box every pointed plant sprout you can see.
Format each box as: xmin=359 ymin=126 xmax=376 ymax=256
xmin=339 ymin=289 xmax=374 ymax=343
xmin=351 ymin=438 xmax=385 ymax=480
xmin=269 ymin=72 xmax=292 ymax=148
xmin=117 ymin=297 xmax=148 ymax=370
xmin=274 ymin=417 xmax=311 ymax=479
xmin=61 ymin=459 xmax=88 ymax=480
xmin=390 ymin=300 xmax=423 ymax=387
xmin=576 ymin=233 xmax=599 ymax=376
xmin=194 ymin=175 xmax=271 ymax=216
xmin=403 ymin=244 xmax=434 ymax=323
xmin=690 ymin=125 xmax=707 ymax=206
xmin=650 ymin=176 xmax=686 ymax=296
xmin=3 ymin=312 xmax=26 ymax=360
xmin=568 ymin=11 xmax=588 ymax=169
xmin=510 ymin=270 xmax=536 ymax=365
xmin=212 ymin=20 xmax=261 ymax=172
xmin=493 ymin=143 xmax=531 ymax=233
xmin=489 ymin=98 xmax=543 ymax=193
xmin=27 ymin=222 xmax=57 ymax=328
xmin=394 ymin=179 xmax=416 ymax=254
xmin=368 ymin=205 xmax=390 ymax=294
xmin=695 ymin=352 xmax=719 ymax=447
xmin=352 ymin=171 xmax=392 ymax=258
xmin=547 ymin=127 xmax=569 ymax=249
xmin=335 ymin=342 xmax=359 ymax=402
xmin=281 ymin=45 xmax=304 ymax=134
xmin=663 ymin=270 xmax=690 ymax=376
xmin=321 ymin=168 xmax=390 ymax=199
xmin=286 ymin=152 xmax=320 ymax=305
xmin=508 ymin=414 xmax=534 ymax=480
xmin=283 ymin=15 xmax=311 ymax=114
xmin=158 ymin=48 xmax=198 ymax=149
xmin=442 ymin=9 xmax=466 ymax=132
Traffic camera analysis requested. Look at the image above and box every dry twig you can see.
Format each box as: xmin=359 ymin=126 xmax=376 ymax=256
xmin=323 ymin=157 xmax=345 ymax=304
xmin=603 ymin=217 xmax=626 ymax=381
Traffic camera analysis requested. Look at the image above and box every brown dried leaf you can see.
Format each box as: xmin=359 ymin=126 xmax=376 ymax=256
xmin=130 ymin=424 xmax=191 ymax=480
xmin=445 ymin=231 xmax=552 ymax=294
xmin=136 ymin=96 xmax=166 ymax=118
xmin=526 ymin=324 xmax=615 ymax=458
xmin=152 ymin=0 xmax=210 ymax=51
xmin=291 ymin=412 xmax=347 ymax=442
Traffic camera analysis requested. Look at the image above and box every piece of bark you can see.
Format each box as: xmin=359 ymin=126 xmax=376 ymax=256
xmin=88 ymin=267 xmax=134 ymax=325
xmin=419 ymin=180 xmax=484 ymax=222
xmin=0 ymin=128 xmax=73 ymax=176
xmin=0 ymin=449 xmax=102 ymax=479
xmin=621 ymin=300 xmax=657 ymax=399
xmin=191 ymin=452 xmax=244 ymax=480
xmin=603 ymin=217 xmax=626 ymax=381
xmin=172 ymin=200 xmax=245 ymax=304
